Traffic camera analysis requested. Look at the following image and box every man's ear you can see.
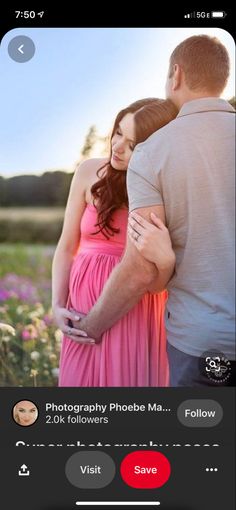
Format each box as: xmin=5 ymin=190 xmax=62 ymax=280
xmin=172 ymin=64 xmax=182 ymax=90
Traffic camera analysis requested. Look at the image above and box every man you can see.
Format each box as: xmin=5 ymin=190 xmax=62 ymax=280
xmin=74 ymin=35 xmax=235 ymax=386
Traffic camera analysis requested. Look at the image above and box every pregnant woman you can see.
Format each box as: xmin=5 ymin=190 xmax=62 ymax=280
xmin=52 ymin=97 xmax=177 ymax=386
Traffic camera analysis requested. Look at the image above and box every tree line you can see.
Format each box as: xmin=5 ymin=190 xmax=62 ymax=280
xmin=0 ymin=171 xmax=73 ymax=207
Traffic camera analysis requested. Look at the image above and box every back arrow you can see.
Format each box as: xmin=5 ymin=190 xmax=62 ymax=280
xmin=18 ymin=44 xmax=24 ymax=54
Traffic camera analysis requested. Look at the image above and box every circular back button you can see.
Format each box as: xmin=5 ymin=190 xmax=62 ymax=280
xmin=8 ymin=36 xmax=35 ymax=63
xmin=120 ymin=450 xmax=171 ymax=489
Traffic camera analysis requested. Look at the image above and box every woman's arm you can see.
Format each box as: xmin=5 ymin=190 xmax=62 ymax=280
xmin=128 ymin=210 xmax=176 ymax=292
xmin=52 ymin=160 xmax=96 ymax=342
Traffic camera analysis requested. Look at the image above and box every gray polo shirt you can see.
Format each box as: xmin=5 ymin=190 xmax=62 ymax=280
xmin=128 ymin=98 xmax=235 ymax=359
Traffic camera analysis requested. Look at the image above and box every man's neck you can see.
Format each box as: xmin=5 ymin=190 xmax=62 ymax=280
xmin=177 ymin=91 xmax=220 ymax=110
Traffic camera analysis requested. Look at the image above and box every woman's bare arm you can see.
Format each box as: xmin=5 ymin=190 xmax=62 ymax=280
xmin=52 ymin=159 xmax=99 ymax=342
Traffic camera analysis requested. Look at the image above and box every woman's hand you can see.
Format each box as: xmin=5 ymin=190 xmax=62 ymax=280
xmin=52 ymin=306 xmax=95 ymax=344
xmin=128 ymin=211 xmax=176 ymax=269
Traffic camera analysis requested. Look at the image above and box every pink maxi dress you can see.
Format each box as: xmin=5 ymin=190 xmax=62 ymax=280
xmin=59 ymin=203 xmax=169 ymax=387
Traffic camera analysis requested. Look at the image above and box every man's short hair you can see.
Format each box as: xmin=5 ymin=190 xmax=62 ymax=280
xmin=169 ymin=35 xmax=230 ymax=94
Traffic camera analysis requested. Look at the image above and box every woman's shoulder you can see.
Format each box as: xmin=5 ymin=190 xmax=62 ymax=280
xmin=73 ymin=158 xmax=108 ymax=196
xmin=75 ymin=157 xmax=108 ymax=178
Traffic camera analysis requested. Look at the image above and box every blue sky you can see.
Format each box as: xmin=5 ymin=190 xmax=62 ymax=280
xmin=0 ymin=27 xmax=235 ymax=176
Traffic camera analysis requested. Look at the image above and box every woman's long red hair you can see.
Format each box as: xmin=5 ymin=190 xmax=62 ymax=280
xmin=91 ymin=98 xmax=178 ymax=238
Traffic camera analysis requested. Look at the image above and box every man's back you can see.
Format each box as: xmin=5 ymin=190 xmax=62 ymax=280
xmin=128 ymin=98 xmax=235 ymax=359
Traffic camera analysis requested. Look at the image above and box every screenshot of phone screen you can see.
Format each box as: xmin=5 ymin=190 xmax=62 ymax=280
xmin=0 ymin=8 xmax=235 ymax=510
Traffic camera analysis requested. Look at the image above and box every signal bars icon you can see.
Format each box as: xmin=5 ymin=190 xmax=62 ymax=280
xmin=184 ymin=11 xmax=226 ymax=18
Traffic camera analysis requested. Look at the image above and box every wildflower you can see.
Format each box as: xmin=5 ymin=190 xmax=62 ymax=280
xmin=30 ymin=369 xmax=38 ymax=377
xmin=43 ymin=313 xmax=53 ymax=326
xmin=30 ymin=368 xmax=38 ymax=386
xmin=33 ymin=318 xmax=47 ymax=334
xmin=30 ymin=351 xmax=40 ymax=361
xmin=1 ymin=335 xmax=11 ymax=343
xmin=51 ymin=368 xmax=59 ymax=378
xmin=0 ymin=289 xmax=10 ymax=301
xmin=28 ymin=310 xmax=41 ymax=320
xmin=55 ymin=329 xmax=63 ymax=343
xmin=16 ymin=305 xmax=28 ymax=315
xmin=22 ymin=324 xmax=38 ymax=340
xmin=48 ymin=353 xmax=57 ymax=361
xmin=0 ymin=322 xmax=16 ymax=336
xmin=29 ymin=304 xmax=45 ymax=320
xmin=35 ymin=302 xmax=45 ymax=312
xmin=1 ymin=273 xmax=40 ymax=303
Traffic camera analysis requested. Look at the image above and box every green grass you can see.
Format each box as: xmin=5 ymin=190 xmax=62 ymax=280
xmin=0 ymin=244 xmax=55 ymax=280
xmin=0 ymin=207 xmax=65 ymax=243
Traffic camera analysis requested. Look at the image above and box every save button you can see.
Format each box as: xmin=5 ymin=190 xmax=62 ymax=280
xmin=120 ymin=451 xmax=171 ymax=489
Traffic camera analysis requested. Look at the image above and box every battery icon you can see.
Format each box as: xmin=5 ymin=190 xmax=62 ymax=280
xmin=211 ymin=11 xmax=226 ymax=18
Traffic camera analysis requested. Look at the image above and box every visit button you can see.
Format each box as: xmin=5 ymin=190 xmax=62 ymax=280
xmin=65 ymin=451 xmax=116 ymax=489
xmin=120 ymin=451 xmax=171 ymax=489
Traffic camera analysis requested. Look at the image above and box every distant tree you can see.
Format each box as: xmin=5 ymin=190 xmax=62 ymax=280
xmin=80 ymin=125 xmax=97 ymax=158
xmin=228 ymin=97 xmax=236 ymax=109
xmin=98 ymin=134 xmax=109 ymax=155
xmin=7 ymin=175 xmax=40 ymax=206
xmin=40 ymin=171 xmax=72 ymax=206
xmin=0 ymin=176 xmax=7 ymax=206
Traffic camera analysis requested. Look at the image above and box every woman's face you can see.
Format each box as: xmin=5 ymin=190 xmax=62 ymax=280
xmin=111 ymin=113 xmax=135 ymax=171
xmin=15 ymin=401 xmax=38 ymax=426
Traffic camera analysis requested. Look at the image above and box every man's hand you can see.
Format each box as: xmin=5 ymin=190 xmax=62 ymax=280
xmin=72 ymin=313 xmax=102 ymax=344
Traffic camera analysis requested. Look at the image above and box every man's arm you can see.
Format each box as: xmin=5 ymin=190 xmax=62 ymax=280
xmin=78 ymin=205 xmax=166 ymax=340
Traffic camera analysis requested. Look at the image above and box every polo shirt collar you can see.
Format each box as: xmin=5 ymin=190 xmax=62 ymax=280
xmin=177 ymin=97 xmax=235 ymax=117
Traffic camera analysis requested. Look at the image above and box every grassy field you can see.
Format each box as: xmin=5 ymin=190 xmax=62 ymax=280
xmin=0 ymin=243 xmax=55 ymax=280
xmin=0 ymin=207 xmax=65 ymax=243
xmin=0 ymin=207 xmax=65 ymax=221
